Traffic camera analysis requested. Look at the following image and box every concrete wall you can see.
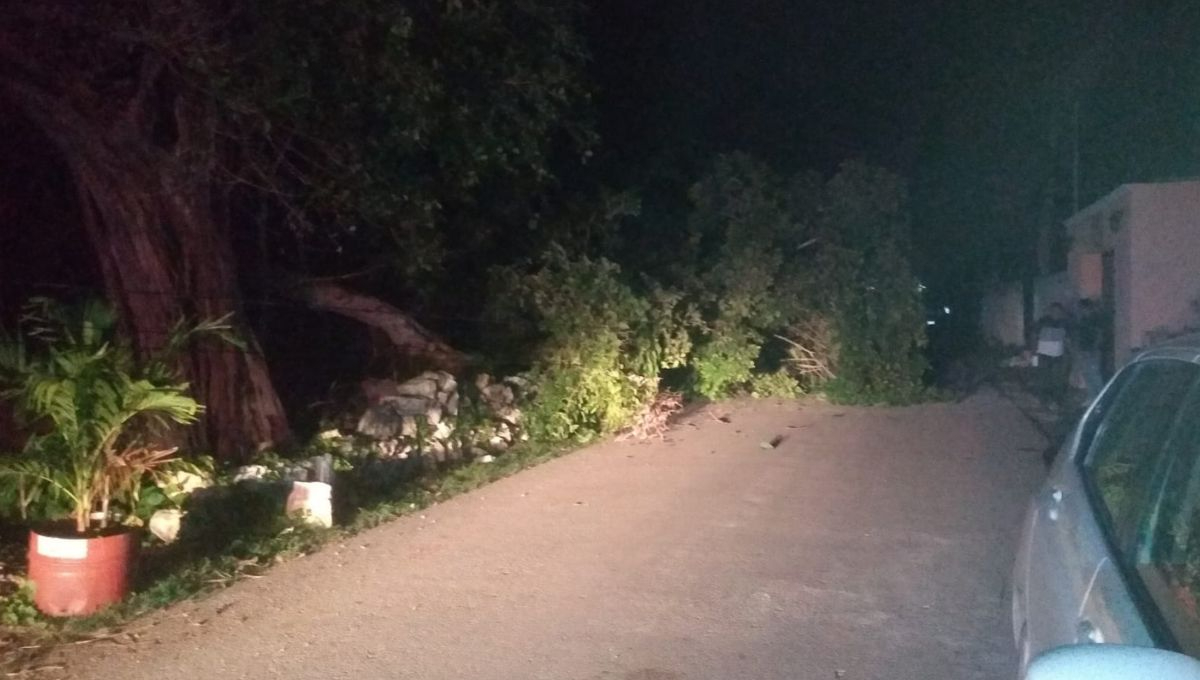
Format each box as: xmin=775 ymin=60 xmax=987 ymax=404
xmin=1127 ymin=182 xmax=1200 ymax=351
xmin=1066 ymin=186 xmax=1133 ymax=358
xmin=1067 ymin=181 xmax=1200 ymax=363
xmin=1072 ymin=252 xmax=1102 ymax=300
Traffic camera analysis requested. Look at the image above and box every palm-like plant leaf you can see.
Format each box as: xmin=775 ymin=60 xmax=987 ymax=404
xmin=0 ymin=298 xmax=218 ymax=533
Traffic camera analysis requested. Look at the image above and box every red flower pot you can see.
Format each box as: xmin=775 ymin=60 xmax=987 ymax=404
xmin=27 ymin=525 xmax=137 ymax=616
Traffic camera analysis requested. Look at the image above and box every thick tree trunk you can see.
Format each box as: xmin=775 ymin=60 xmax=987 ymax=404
xmin=75 ymin=157 xmax=288 ymax=460
xmin=4 ymin=80 xmax=290 ymax=462
xmin=302 ymin=280 xmax=468 ymax=373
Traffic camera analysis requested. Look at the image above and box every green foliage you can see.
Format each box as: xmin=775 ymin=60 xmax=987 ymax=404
xmin=679 ymin=154 xmax=801 ymax=398
xmin=682 ymin=153 xmax=802 ymax=327
xmin=0 ymin=299 xmax=214 ymax=533
xmin=488 ymin=155 xmax=929 ymax=409
xmin=678 ymin=158 xmax=931 ymax=405
xmin=125 ymin=456 xmax=215 ymax=527
xmin=1 ymin=0 xmax=595 ymax=288
xmin=0 ymin=580 xmax=44 ymax=628
xmin=816 ymin=247 xmax=928 ymax=404
xmin=213 ymin=0 xmax=596 ymax=276
xmin=490 ymin=248 xmax=694 ymax=442
xmin=807 ymin=162 xmax=929 ymax=404
xmin=690 ymin=328 xmax=761 ymax=399
xmin=747 ymin=371 xmax=802 ymax=399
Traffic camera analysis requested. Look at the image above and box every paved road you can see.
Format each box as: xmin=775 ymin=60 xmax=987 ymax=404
xmin=60 ymin=389 xmax=1045 ymax=680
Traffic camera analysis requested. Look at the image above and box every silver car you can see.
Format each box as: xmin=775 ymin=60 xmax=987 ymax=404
xmin=1013 ymin=335 xmax=1200 ymax=678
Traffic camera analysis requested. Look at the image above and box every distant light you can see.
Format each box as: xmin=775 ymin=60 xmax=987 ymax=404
xmin=943 ymin=306 xmax=951 ymax=315
xmin=917 ymin=282 xmax=928 ymax=292
xmin=926 ymin=320 xmax=937 ymax=326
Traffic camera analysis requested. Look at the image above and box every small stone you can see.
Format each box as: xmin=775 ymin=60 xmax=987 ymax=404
xmin=468 ymin=445 xmax=489 ymax=459
xmin=425 ymin=406 xmax=443 ymax=426
xmin=436 ymin=372 xmax=457 ymax=394
xmin=488 ymin=436 xmax=509 ymax=452
xmin=149 ymin=509 xmax=183 ymax=543
xmin=401 ymin=416 xmax=418 ymax=438
xmin=317 ymin=429 xmax=342 ymax=440
xmin=474 ymin=373 xmax=492 ymax=391
xmin=483 ymin=384 xmax=515 ymax=407
xmin=358 ymin=396 xmax=430 ymax=437
xmin=495 ymin=406 xmax=522 ymax=426
xmin=427 ymin=441 xmax=447 ymax=463
xmin=445 ymin=392 xmax=460 ymax=417
xmin=759 ymin=435 xmax=785 ymax=449
xmin=233 ymin=464 xmax=270 ymax=482
xmin=360 ymin=378 xmax=401 ymax=404
xmin=162 ymin=470 xmax=209 ymax=495
xmin=379 ymin=395 xmax=432 ymax=415
xmin=281 ymin=464 xmax=309 ymax=482
xmin=432 ymin=420 xmax=454 ymax=441
xmin=496 ymin=423 xmax=513 ymax=442
xmin=396 ymin=375 xmax=439 ymax=399
xmin=479 ymin=455 xmax=495 ymax=463
xmin=503 ymin=375 xmax=531 ymax=392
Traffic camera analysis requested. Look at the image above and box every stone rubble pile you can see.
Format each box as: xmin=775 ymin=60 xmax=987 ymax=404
xmin=145 ymin=371 xmax=531 ymax=545
xmin=355 ymin=371 xmax=529 ymax=468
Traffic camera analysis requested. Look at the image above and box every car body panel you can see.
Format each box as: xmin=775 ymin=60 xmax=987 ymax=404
xmin=1078 ymin=556 xmax=1153 ymax=647
xmin=1012 ymin=341 xmax=1200 ymax=676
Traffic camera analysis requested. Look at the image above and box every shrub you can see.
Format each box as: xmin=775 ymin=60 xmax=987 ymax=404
xmin=746 ymin=370 xmax=801 ymax=398
xmin=0 ymin=298 xmax=214 ymax=532
xmin=689 ymin=325 xmax=761 ymax=399
xmin=489 ymin=248 xmax=693 ymax=442
xmin=808 ymin=161 xmax=929 ymax=404
xmin=680 ymin=154 xmax=801 ymax=399
xmin=823 ymin=246 xmax=927 ymax=405
xmin=779 ymin=313 xmax=837 ymax=390
xmin=491 ymin=155 xmax=932 ymax=434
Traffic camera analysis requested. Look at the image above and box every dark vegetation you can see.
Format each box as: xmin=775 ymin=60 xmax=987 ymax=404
xmin=0 ymin=0 xmax=933 ymax=642
xmin=0 ymin=0 xmax=929 ymax=460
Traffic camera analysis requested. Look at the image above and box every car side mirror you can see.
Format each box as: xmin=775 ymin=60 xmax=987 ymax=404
xmin=1027 ymin=644 xmax=1200 ymax=680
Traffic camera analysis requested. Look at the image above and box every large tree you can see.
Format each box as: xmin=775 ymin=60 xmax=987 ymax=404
xmin=0 ymin=0 xmax=591 ymax=459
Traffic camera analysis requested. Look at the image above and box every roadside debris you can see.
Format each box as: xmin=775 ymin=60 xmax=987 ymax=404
xmin=759 ymin=435 xmax=785 ymax=449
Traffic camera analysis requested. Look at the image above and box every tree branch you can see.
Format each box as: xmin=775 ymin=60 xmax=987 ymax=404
xmin=299 ymin=280 xmax=468 ymax=372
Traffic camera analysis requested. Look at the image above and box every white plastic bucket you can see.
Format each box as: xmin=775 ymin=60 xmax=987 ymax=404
xmin=286 ymin=481 xmax=333 ymax=528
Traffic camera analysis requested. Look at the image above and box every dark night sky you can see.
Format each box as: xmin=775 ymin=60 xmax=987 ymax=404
xmin=585 ymin=0 xmax=1200 ymax=301
xmin=586 ymin=1 xmax=947 ymax=177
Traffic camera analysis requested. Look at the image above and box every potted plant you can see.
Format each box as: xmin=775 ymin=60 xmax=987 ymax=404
xmin=0 ymin=298 xmax=216 ymax=616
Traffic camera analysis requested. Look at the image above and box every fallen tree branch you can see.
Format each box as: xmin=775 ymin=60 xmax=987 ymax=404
xmin=299 ymin=280 xmax=468 ymax=373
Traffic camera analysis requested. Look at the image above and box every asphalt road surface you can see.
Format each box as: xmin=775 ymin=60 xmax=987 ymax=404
xmin=58 ymin=389 xmax=1045 ymax=680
